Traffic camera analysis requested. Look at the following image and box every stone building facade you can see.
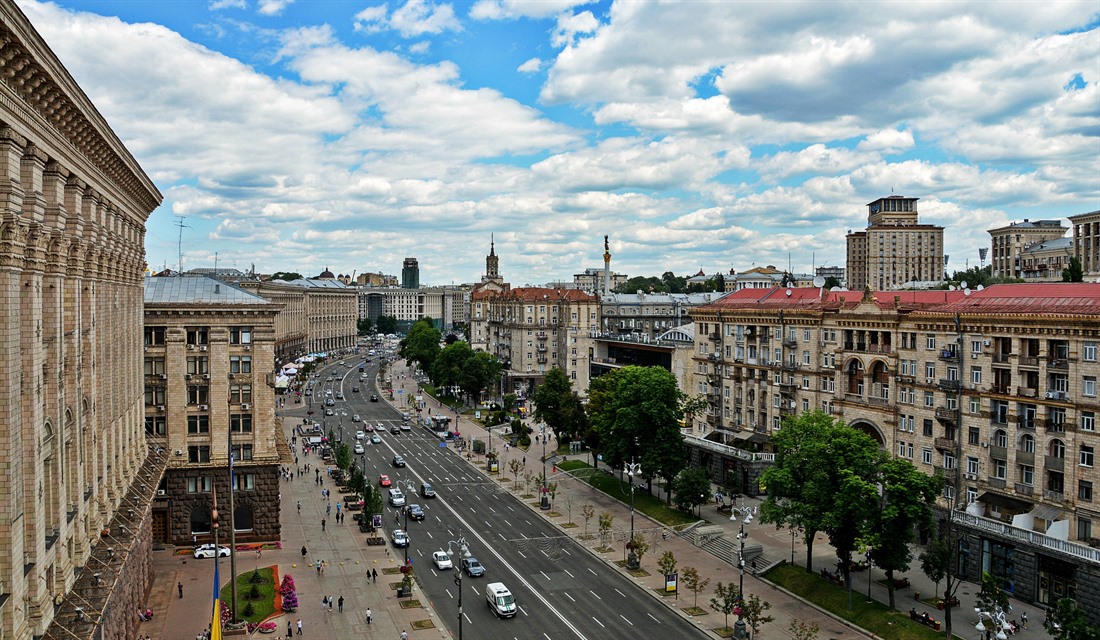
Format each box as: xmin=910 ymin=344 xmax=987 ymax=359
xmin=1070 ymin=210 xmax=1100 ymax=281
xmin=846 ymin=195 xmax=945 ymax=290
xmin=988 ymin=219 xmax=1068 ymax=280
xmin=143 ymin=276 xmax=286 ymax=546
xmin=236 ymin=279 xmax=308 ymax=364
xmin=689 ymin=283 xmax=1100 ymax=621
xmin=0 ymin=4 xmax=164 ymax=639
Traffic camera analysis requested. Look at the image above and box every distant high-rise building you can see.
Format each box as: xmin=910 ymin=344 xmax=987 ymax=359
xmin=402 ymin=258 xmax=419 ymax=289
xmin=846 ymin=196 xmax=944 ymax=290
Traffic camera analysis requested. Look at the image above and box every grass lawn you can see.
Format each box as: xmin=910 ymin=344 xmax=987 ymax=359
xmin=764 ymin=564 xmax=955 ymax=640
xmin=557 ymin=460 xmax=696 ymax=527
xmin=220 ymin=567 xmax=276 ymax=623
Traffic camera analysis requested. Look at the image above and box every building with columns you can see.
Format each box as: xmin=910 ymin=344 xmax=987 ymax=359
xmin=1071 ymin=210 xmax=1100 ymax=281
xmin=846 ymin=195 xmax=945 ymax=290
xmin=143 ymin=276 xmax=288 ymax=546
xmin=688 ymin=283 xmax=1100 ymax=621
xmin=988 ymin=219 xmax=1068 ymax=280
xmin=0 ymin=4 xmax=164 ymax=639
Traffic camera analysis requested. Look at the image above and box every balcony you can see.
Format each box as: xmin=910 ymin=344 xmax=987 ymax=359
xmin=935 ymin=407 xmax=958 ymax=422
xmin=1017 ymin=386 xmax=1038 ymax=398
xmin=934 ymin=437 xmax=956 ymax=451
xmin=992 ymin=353 xmax=1011 ymax=364
xmin=867 ymin=396 xmax=890 ymax=407
xmin=1019 ymin=356 xmax=1040 ymax=368
xmin=781 ymin=361 xmax=798 ymax=371
xmin=1044 ymin=455 xmax=1064 ymax=471
xmin=783 ymin=338 xmax=797 ymax=348
xmin=989 ymin=445 xmax=1008 ymax=460
xmin=536 ymin=332 xmax=547 ymax=340
xmin=1043 ymin=489 xmax=1065 ymax=502
xmin=991 ymin=384 xmax=1010 ymax=395
xmin=1017 ymin=415 xmax=1036 ymax=430
xmin=1014 ymin=482 xmax=1034 ymax=495
xmin=938 ymin=379 xmax=961 ymax=391
xmin=1047 ymin=358 xmax=1068 ymax=370
xmin=536 ymin=345 xmax=547 ymax=353
xmin=951 ymin=511 xmax=1100 ymax=564
xmin=1015 ymin=450 xmax=1035 ymax=465
xmin=939 ymin=349 xmax=959 ymax=361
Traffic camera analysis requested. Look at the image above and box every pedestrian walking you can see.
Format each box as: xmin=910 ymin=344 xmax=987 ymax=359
xmin=327 ymin=595 xmax=333 ymax=612
xmin=372 ymin=568 xmax=377 ymax=583
xmin=401 ymin=630 xmax=408 ymax=640
xmin=296 ymin=619 xmax=302 ymax=635
xmin=321 ymin=595 xmax=328 ymax=611
xmin=178 ymin=582 xmax=183 ymax=598
xmin=287 ymin=620 xmax=292 ymax=637
xmin=365 ymin=608 xmax=372 ymax=624
xmin=321 ymin=518 xmax=326 ymax=531
xmin=337 ymin=595 xmax=344 ymax=612
xmin=297 ymin=500 xmax=301 ymax=515
xmin=301 ymin=545 xmax=307 ymax=558
xmin=192 ymin=534 xmax=198 ymax=547
xmin=1021 ymin=612 xmax=1028 ymax=629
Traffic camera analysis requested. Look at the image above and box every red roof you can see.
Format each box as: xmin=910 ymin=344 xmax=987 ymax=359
xmin=471 ymin=287 xmax=598 ymax=303
xmin=927 ymin=283 xmax=1100 ymax=315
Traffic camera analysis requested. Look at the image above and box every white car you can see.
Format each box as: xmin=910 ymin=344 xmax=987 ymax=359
xmin=353 ymin=443 xmax=364 ymax=454
xmin=352 ymin=415 xmax=361 ymax=422
xmin=432 ymin=551 xmax=453 ymax=570
xmin=355 ymin=430 xmax=365 ymax=440
xmin=193 ymin=544 xmax=231 ymax=559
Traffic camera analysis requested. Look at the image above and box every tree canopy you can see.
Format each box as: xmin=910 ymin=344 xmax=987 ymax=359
xmin=400 ymin=318 xmax=441 ymax=374
xmin=376 ymin=315 xmax=398 ymax=334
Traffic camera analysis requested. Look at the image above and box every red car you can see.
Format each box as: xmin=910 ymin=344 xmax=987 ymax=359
xmin=379 ymin=474 xmax=392 ymax=487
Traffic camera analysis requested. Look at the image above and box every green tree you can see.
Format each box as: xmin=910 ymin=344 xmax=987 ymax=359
xmin=533 ymin=368 xmax=589 ymax=447
xmin=597 ymin=512 xmax=614 ymax=548
xmin=588 ymin=366 xmax=688 ymax=497
xmin=918 ymin=538 xmax=950 ymax=599
xmin=581 ymin=504 xmax=595 ymax=538
xmin=1063 ymin=256 xmax=1085 ymax=282
xmin=1044 ymin=597 xmax=1100 ymax=640
xmin=401 ymin=318 xmax=441 ymax=374
xmin=662 ymin=271 xmax=687 ymax=293
xmin=356 ymin=318 xmax=373 ymax=336
xmin=671 ymin=467 xmax=711 ymax=514
xmin=740 ymin=593 xmax=774 ymax=638
xmin=627 ymin=534 xmax=650 ymax=567
xmin=613 ymin=275 xmax=667 ymax=294
xmin=376 ymin=315 xmax=398 ymax=335
xmin=334 ymin=442 xmax=352 ymax=471
xmin=459 ymin=352 xmax=499 ymax=407
xmin=866 ymin=457 xmax=943 ymax=610
xmin=823 ymin=276 xmax=842 ymax=289
xmin=432 ymin=341 xmax=473 ymax=393
xmin=269 ymin=271 xmax=302 ymax=281
xmin=789 ymin=620 xmax=820 ymax=640
xmin=681 ymin=566 xmax=709 ymax=609
xmin=657 ymin=551 xmax=677 ymax=577
xmin=709 ymin=582 xmax=741 ymax=633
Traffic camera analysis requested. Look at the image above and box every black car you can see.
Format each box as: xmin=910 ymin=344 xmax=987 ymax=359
xmin=390 ymin=424 xmax=401 ymax=434
xmin=351 ymin=386 xmax=359 ymax=393
xmin=407 ymin=504 xmax=425 ymax=521
xmin=392 ymin=455 xmax=406 ymax=467
xmin=370 ymin=394 xmax=379 ymax=402
xmin=420 ymin=483 xmax=436 ymax=498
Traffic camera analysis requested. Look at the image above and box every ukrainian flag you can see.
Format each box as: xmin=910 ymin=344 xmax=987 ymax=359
xmin=211 ymin=558 xmax=222 ymax=640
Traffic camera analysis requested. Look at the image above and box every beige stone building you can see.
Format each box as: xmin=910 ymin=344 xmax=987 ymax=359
xmin=846 ymin=195 xmax=945 ymax=290
xmin=470 ymin=287 xmax=600 ymax=398
xmin=285 ymin=278 xmax=357 ymax=353
xmin=988 ymin=219 xmax=1068 ymax=280
xmin=0 ymin=4 xmax=164 ymax=639
xmin=236 ymin=279 xmax=307 ymax=363
xmin=1070 ymin=210 xmax=1100 ymax=281
xmin=689 ymin=283 xmax=1100 ymax=618
xmin=144 ymin=276 xmax=288 ymax=546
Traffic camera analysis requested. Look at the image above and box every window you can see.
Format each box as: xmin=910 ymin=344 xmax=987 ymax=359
xmin=231 ymin=414 xmax=253 ymax=433
xmin=188 ymin=446 xmax=211 ymax=463
xmin=144 ymin=358 xmax=166 ymax=375
xmin=966 ymin=457 xmax=979 ymax=474
xmin=1081 ymin=445 xmax=1095 ymax=468
xmin=1080 ymin=480 xmax=1094 ymax=502
xmin=802 ymin=351 xmax=811 ymax=365
xmin=186 ymin=327 xmax=209 ymax=345
xmin=187 ymin=356 xmax=209 ymax=375
xmin=969 ymin=396 xmax=981 ymax=414
xmin=968 ymin=427 xmax=980 ymax=445
xmin=187 ymin=386 xmax=210 ymax=405
xmin=230 ymin=355 xmax=253 ymax=374
xmin=923 ymin=419 xmax=934 ymax=436
xmin=187 ymin=476 xmax=212 ymax=493
xmin=144 ymin=326 xmax=166 ymax=346
xmin=924 ymin=391 xmax=935 ymax=407
xmin=922 ymin=448 xmax=932 ymax=464
xmin=146 ymin=416 xmax=166 ymax=436
xmin=1084 ymin=342 xmax=1097 ymax=362
xmin=144 ymin=387 xmax=166 ymax=406
xmin=971 ymin=367 xmax=982 ymax=385
xmin=1020 ymin=465 xmax=1034 ymax=485
xmin=926 ymin=335 xmax=936 ymax=350
xmin=1049 ymin=439 xmax=1066 ymax=459
xmin=1083 ymin=412 xmax=1095 ymax=432
xmin=971 ymin=340 xmax=982 ymax=354
xmin=229 ymin=385 xmax=253 ymax=404
xmin=229 ymin=327 xmax=252 ymax=345
xmin=231 ymin=443 xmax=253 ymax=461
xmin=1021 ymin=433 xmax=1035 ymax=453
xmin=187 ymin=415 xmax=210 ymax=434
xmin=1079 ymin=518 xmax=1093 ymax=542
xmin=993 ymin=459 xmax=1007 ymax=479
xmin=942 ymin=453 xmax=956 ymax=470
xmin=1085 ymin=376 xmax=1097 ymax=397
xmin=925 ymin=362 xmax=936 ymax=381
xmin=233 ymin=474 xmax=256 ymax=491
xmin=994 ymin=429 xmax=1008 ymax=448
xmin=190 ymin=508 xmax=212 ymax=534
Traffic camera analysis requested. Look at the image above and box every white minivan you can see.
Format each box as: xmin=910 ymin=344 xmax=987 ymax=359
xmin=485 ymin=582 xmax=516 ymax=618
xmin=388 ymin=489 xmax=405 ymax=507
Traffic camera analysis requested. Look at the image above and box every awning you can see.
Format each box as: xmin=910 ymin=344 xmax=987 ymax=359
xmin=1027 ymin=504 xmax=1064 ymax=522
xmin=977 ymin=491 xmax=1032 ymax=513
xmin=733 ymin=430 xmax=770 ymax=445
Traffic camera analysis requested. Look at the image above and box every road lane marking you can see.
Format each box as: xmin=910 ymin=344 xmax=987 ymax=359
xmin=619 ymin=614 xmax=633 ymax=626
xmin=614 ymin=588 xmax=625 ymax=598
xmin=588 ymin=590 xmax=601 ymax=600
xmin=592 ymin=617 xmax=605 ymax=628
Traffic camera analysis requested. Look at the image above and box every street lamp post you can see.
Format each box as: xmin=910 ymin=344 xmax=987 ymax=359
xmin=730 ymin=503 xmax=754 ymax=640
xmin=445 ymin=536 xmax=471 ymax=640
xmin=540 ymin=425 xmax=550 ymax=510
xmin=975 ymin=607 xmax=1010 ymax=640
xmin=625 ymin=460 xmax=641 ymax=570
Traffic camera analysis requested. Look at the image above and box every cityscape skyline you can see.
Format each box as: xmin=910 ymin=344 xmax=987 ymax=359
xmin=19 ymin=0 xmax=1100 ymax=285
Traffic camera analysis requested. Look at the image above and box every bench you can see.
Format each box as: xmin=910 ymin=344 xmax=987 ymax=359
xmin=909 ymin=609 xmax=941 ymax=631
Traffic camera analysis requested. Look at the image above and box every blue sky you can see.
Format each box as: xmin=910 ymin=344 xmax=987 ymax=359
xmin=18 ymin=0 xmax=1100 ymax=285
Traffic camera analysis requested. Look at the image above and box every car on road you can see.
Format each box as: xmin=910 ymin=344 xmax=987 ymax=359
xmin=351 ymin=386 xmax=359 ymax=393
xmin=370 ymin=434 xmax=382 ymax=444
xmin=419 ymin=483 xmax=436 ymax=498
xmin=352 ymin=414 xmax=361 ymax=422
xmin=407 ymin=504 xmax=424 ymax=521
xmin=355 ymin=430 xmax=365 ymax=440
xmin=370 ymin=394 xmax=378 ymax=402
xmin=461 ymin=557 xmax=485 ymax=577
xmin=324 ymin=408 xmax=334 ymax=416
xmin=400 ymin=423 xmax=411 ymax=432
xmin=390 ymin=424 xmax=401 ymax=434
xmin=379 ymin=474 xmax=392 ymax=487
xmin=335 ymin=392 xmax=344 ymax=400
xmin=353 ymin=443 xmax=364 ymax=454
xmin=364 ymin=424 xmax=374 ymax=432
xmin=390 ymin=529 xmax=409 ymax=547
xmin=388 ymin=489 xmax=406 ymax=507
xmin=432 ymin=551 xmax=452 ymax=570
xmin=392 ymin=455 xmax=406 ymax=468
xmin=193 ymin=544 xmax=231 ymax=559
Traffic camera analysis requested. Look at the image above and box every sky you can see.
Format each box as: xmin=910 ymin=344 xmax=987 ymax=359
xmin=17 ymin=0 xmax=1100 ymax=286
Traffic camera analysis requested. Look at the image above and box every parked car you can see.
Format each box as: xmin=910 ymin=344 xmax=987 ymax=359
xmin=392 ymin=455 xmax=406 ymax=468
xmin=193 ymin=544 xmax=231 ymax=559
xmin=462 ymin=557 xmax=485 ymax=577
xmin=379 ymin=474 xmax=392 ymax=487
xmin=432 ymin=551 xmax=453 ymax=570
xmin=390 ymin=529 xmax=409 ymax=548
xmin=407 ymin=504 xmax=425 ymax=521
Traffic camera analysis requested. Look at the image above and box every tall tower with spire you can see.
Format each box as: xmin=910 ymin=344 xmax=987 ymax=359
xmin=482 ymin=235 xmax=503 ymax=286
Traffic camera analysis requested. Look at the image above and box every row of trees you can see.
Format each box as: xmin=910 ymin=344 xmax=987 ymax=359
xmin=357 ymin=315 xmax=398 ymax=336
xmin=398 ymin=318 xmax=502 ymax=406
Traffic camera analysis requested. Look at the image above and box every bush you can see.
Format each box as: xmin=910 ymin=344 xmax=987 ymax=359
xmin=249 ymin=568 xmax=264 ymax=584
xmin=472 ymin=439 xmax=485 ymax=454
xmin=248 ymin=584 xmax=261 ymax=600
xmin=242 ymin=602 xmax=255 ymax=618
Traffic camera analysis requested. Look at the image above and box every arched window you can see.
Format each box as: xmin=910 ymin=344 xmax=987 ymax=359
xmin=190 ymin=508 xmax=212 ymax=534
xmin=993 ymin=429 xmax=1008 ymax=448
xmin=1048 ymin=439 xmax=1065 ymax=459
xmin=233 ymin=505 xmax=254 ymax=532
xmin=1020 ymin=433 xmax=1035 ymax=453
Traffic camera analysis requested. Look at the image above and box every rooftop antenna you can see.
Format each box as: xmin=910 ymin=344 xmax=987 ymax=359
xmin=213 ymin=252 xmax=218 ymax=275
xmin=174 ymin=216 xmax=190 ymax=275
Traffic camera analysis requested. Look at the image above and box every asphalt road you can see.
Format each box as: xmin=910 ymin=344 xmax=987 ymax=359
xmin=302 ymin=355 xmax=708 ymax=640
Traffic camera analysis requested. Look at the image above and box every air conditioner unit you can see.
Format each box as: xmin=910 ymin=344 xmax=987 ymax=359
xmin=185 ymin=373 xmax=192 ymax=380
xmin=199 ymin=346 xmax=208 ymax=352
xmin=228 ymin=373 xmax=236 ymax=380
xmin=156 ymin=405 xmax=165 ymax=412
xmin=159 ymin=374 xmax=167 ymax=379
xmin=199 ymin=405 xmax=208 ymax=411
xmin=187 ymin=344 xmax=195 ymax=350
xmin=980 ymin=442 xmax=989 ymax=448
xmin=971 ymin=353 xmax=978 ymax=359
xmin=243 ymin=345 xmax=251 ymax=351
xmin=241 ymin=403 xmax=251 ymax=410
xmin=983 ymin=339 xmax=991 ymax=347
xmin=203 ymin=374 xmax=210 ymax=380
xmin=156 ymin=489 xmax=166 ymax=496
xmin=964 ymin=473 xmax=977 ymax=480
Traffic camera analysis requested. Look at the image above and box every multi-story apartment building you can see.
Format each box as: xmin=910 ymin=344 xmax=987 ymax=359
xmin=1071 ymin=210 xmax=1100 ymax=281
xmin=1018 ymin=237 xmax=1074 ymax=281
xmin=284 ymin=278 xmax=357 ymax=353
xmin=573 ymin=267 xmax=628 ymax=294
xmin=0 ymin=5 xmax=164 ymax=639
xmin=689 ymin=283 xmax=1100 ymax=620
xmin=469 ymin=287 xmax=600 ymax=397
xmin=846 ymin=195 xmax=945 ymax=290
xmin=988 ymin=219 xmax=1068 ymax=280
xmin=143 ymin=276 xmax=288 ymax=546
xmin=237 ymin=279 xmax=307 ymax=363
xmin=599 ymin=291 xmax=724 ymax=342
xmin=590 ymin=325 xmax=697 ymax=393
xmin=358 ymin=286 xmax=468 ymax=333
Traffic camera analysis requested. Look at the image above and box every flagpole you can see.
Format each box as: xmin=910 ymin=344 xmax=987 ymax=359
xmin=212 ymin=486 xmax=222 ymax=640
xmin=228 ymin=393 xmax=239 ymax=624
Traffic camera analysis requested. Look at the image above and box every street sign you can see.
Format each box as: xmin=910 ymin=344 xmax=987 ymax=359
xmin=438 ymin=441 xmax=447 ymax=448
xmin=665 ymin=573 xmax=678 ymax=593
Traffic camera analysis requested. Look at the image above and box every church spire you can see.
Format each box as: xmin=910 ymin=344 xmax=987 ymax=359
xmin=485 ymin=235 xmax=500 ymax=282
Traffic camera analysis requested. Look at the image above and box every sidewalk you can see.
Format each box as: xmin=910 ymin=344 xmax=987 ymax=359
xmin=388 ymin=359 xmax=1050 ymax=639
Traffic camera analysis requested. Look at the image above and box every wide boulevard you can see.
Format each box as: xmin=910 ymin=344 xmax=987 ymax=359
xmin=304 ymin=354 xmax=708 ymax=640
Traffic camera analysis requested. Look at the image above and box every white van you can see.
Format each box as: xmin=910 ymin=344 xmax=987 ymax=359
xmin=485 ymin=582 xmax=516 ymax=618
xmin=388 ymin=489 xmax=405 ymax=507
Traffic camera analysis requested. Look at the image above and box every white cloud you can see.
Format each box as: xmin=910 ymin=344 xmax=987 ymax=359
xmin=209 ymin=0 xmax=246 ymax=9
xmin=257 ymin=0 xmax=294 ymax=17
xmin=469 ymin=0 xmax=592 ymax=20
xmin=551 ymin=10 xmax=598 ymax=48
xmin=354 ymin=0 xmax=460 ymax=37
xmin=857 ymin=129 xmax=914 ymax=154
xmin=517 ymin=57 xmax=542 ymax=73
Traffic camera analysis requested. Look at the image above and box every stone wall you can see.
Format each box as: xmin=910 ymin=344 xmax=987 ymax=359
xmin=167 ymin=465 xmax=281 ymax=546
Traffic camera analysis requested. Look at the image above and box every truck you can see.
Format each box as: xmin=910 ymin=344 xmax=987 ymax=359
xmin=485 ymin=582 xmax=515 ymax=618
